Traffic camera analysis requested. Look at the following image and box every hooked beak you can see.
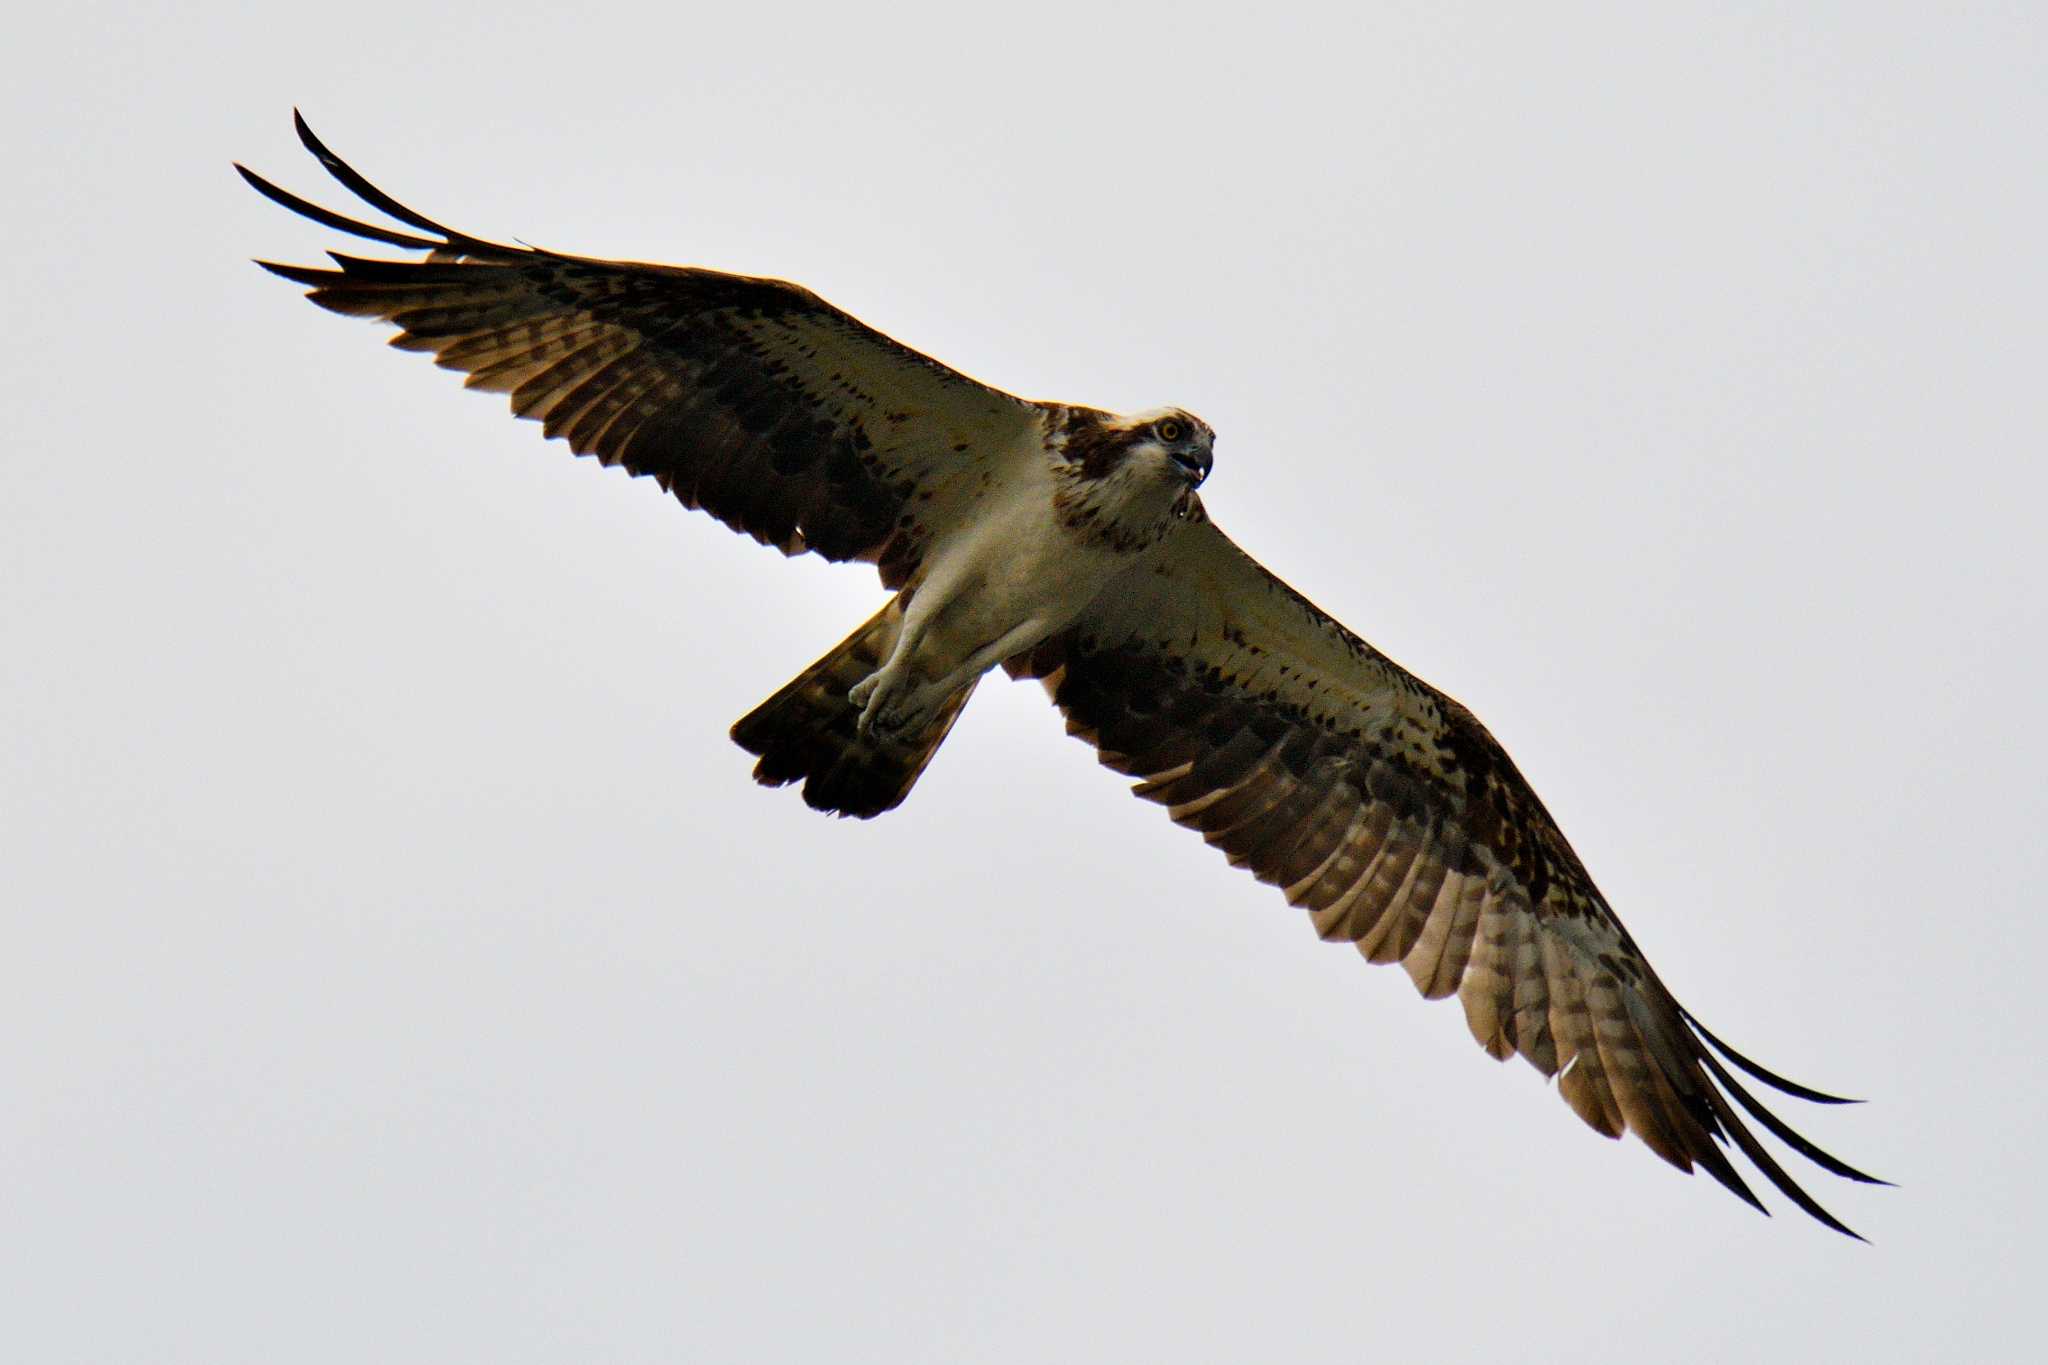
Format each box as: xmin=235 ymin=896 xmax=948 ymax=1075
xmin=1172 ymin=446 xmax=1212 ymax=487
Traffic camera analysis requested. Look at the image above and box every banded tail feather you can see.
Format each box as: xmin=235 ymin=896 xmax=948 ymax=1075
xmin=731 ymin=599 xmax=978 ymax=818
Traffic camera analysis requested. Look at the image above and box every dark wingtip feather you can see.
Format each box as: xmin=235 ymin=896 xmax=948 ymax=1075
xmin=1681 ymin=1008 xmax=1863 ymax=1105
xmin=236 ymin=160 xmax=445 ymax=251
xmin=1690 ymin=1147 xmax=1771 ymax=1218
xmin=291 ymin=111 xmax=471 ymax=245
xmin=253 ymin=258 xmax=340 ymax=287
xmin=1698 ymin=1081 xmax=1870 ymax=1241
xmin=1697 ymin=1049 xmax=1893 ymax=1188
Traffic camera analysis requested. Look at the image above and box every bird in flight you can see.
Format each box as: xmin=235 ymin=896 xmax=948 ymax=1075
xmin=241 ymin=112 xmax=1881 ymax=1236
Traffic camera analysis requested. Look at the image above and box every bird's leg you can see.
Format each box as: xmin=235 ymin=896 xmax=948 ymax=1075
xmin=862 ymin=618 xmax=1049 ymax=736
xmin=851 ymin=618 xmax=1046 ymax=739
xmin=850 ymin=592 xmax=940 ymax=737
xmin=926 ymin=619 xmax=1051 ymax=699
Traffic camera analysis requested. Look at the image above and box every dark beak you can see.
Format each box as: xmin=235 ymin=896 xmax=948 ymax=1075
xmin=1172 ymin=447 xmax=1212 ymax=487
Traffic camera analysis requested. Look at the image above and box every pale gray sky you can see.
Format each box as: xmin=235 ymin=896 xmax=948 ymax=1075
xmin=6 ymin=3 xmax=2044 ymax=1361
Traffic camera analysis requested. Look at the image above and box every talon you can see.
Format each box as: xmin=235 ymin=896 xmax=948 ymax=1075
xmin=850 ymin=668 xmax=901 ymax=737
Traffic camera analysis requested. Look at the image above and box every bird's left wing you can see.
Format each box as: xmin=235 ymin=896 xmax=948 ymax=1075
xmin=240 ymin=114 xmax=1038 ymax=586
xmin=1007 ymin=516 xmax=1881 ymax=1235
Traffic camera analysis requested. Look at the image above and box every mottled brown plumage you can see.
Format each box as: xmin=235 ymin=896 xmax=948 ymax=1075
xmin=1006 ymin=525 xmax=1882 ymax=1231
xmin=243 ymin=113 xmax=1880 ymax=1236
xmin=242 ymin=115 xmax=1030 ymax=590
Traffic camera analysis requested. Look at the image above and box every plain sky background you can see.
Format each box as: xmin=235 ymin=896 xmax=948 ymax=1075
xmin=6 ymin=3 xmax=2044 ymax=1360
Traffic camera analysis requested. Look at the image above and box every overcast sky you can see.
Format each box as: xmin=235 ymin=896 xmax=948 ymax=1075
xmin=6 ymin=4 xmax=2044 ymax=1361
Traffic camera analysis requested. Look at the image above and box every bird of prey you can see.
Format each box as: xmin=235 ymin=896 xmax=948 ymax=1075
xmin=241 ymin=113 xmax=1881 ymax=1236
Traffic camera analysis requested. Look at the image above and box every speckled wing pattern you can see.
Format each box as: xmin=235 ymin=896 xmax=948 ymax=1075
xmin=1009 ymin=518 xmax=1884 ymax=1235
xmin=238 ymin=113 xmax=1036 ymax=588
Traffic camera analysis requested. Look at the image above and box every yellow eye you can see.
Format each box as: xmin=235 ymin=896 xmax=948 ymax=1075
xmin=1156 ymin=418 xmax=1185 ymax=443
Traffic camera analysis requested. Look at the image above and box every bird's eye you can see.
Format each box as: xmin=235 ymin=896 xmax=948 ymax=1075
xmin=1156 ymin=418 xmax=1185 ymax=443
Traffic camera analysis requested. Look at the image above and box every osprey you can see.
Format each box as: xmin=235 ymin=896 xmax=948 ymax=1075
xmin=242 ymin=114 xmax=1881 ymax=1236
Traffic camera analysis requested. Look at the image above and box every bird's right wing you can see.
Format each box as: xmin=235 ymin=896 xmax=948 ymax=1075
xmin=241 ymin=113 xmax=1039 ymax=587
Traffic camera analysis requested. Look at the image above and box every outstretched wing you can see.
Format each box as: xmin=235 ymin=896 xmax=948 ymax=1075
xmin=1008 ymin=516 xmax=1883 ymax=1235
xmin=240 ymin=112 xmax=1038 ymax=586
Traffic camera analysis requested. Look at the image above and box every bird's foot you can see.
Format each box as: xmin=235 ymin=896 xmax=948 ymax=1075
xmin=850 ymin=667 xmax=916 ymax=738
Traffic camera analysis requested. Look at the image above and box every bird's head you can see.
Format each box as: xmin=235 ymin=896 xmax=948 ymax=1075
xmin=1119 ymin=407 xmax=1215 ymax=489
xmin=1054 ymin=404 xmax=1216 ymax=488
xmin=1050 ymin=405 xmax=1216 ymax=539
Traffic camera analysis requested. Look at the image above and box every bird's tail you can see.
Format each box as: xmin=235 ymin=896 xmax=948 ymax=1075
xmin=730 ymin=598 xmax=977 ymax=818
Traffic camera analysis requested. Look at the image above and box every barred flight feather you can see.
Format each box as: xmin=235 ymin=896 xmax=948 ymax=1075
xmin=1006 ymin=520 xmax=1884 ymax=1237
